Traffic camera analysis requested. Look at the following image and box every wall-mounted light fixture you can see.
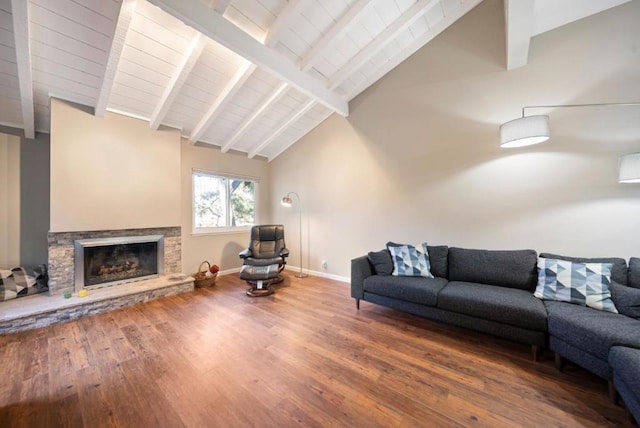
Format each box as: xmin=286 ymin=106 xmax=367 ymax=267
xmin=500 ymin=102 xmax=640 ymax=148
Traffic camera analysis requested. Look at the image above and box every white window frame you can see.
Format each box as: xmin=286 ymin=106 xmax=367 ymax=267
xmin=192 ymin=169 xmax=259 ymax=235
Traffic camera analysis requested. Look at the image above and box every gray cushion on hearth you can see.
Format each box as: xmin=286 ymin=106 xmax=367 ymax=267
xmin=426 ymin=245 xmax=448 ymax=279
xmin=540 ymin=253 xmax=628 ymax=286
xmin=363 ymin=276 xmax=448 ymax=307
xmin=437 ymin=281 xmax=547 ymax=331
xmin=448 ymin=248 xmax=538 ymax=291
xmin=545 ymin=300 xmax=640 ymax=360
xmin=629 ymin=257 xmax=640 ymax=289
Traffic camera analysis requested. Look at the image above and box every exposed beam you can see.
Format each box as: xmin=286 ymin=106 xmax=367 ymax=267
xmin=214 ymin=0 xmax=232 ymax=14
xmin=150 ymin=34 xmax=206 ymax=130
xmin=147 ymin=0 xmax=348 ymax=116
xmin=504 ymin=0 xmax=534 ymax=70
xmin=189 ymin=61 xmax=257 ymax=144
xmin=346 ymin=0 xmax=484 ymax=98
xmin=267 ymin=109 xmax=332 ymax=162
xmin=221 ymin=82 xmax=289 ymax=153
xmin=11 ymin=0 xmax=34 ymax=139
xmin=248 ymin=99 xmax=316 ymax=159
xmin=264 ymin=0 xmax=305 ymax=47
xmin=299 ymin=0 xmax=374 ymax=72
xmin=95 ymin=0 xmax=136 ymax=117
xmin=327 ymin=0 xmax=440 ymax=90
xmin=194 ymin=1 xmax=301 ymax=147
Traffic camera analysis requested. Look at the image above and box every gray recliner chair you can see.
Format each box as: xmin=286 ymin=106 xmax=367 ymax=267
xmin=239 ymin=225 xmax=289 ymax=296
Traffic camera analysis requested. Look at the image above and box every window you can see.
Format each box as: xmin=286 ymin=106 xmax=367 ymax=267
xmin=192 ymin=171 xmax=257 ymax=233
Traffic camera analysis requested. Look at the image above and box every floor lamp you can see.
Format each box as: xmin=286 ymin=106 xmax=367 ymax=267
xmin=281 ymin=192 xmax=308 ymax=278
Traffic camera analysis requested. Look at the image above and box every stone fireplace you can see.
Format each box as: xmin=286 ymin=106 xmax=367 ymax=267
xmin=74 ymin=234 xmax=164 ymax=293
xmin=48 ymin=226 xmax=181 ymax=296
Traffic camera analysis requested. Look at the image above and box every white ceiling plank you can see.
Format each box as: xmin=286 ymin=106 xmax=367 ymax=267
xmin=346 ymin=0 xmax=483 ymax=99
xmin=267 ymin=107 xmax=332 ymax=161
xmin=264 ymin=0 xmax=305 ymax=46
xmin=221 ymin=81 xmax=288 ymax=152
xmin=11 ymin=0 xmax=35 ymax=138
xmin=327 ymin=0 xmax=440 ymax=90
xmin=215 ymin=0 xmax=233 ymax=14
xmin=95 ymin=0 xmax=136 ymax=117
xmin=150 ymin=34 xmax=206 ymax=129
xmin=299 ymin=0 xmax=374 ymax=72
xmin=147 ymin=0 xmax=348 ymax=116
xmin=189 ymin=61 xmax=257 ymax=144
xmin=505 ymin=0 xmax=534 ymax=71
xmin=193 ymin=1 xmax=302 ymax=147
xmin=248 ymin=98 xmax=315 ymax=158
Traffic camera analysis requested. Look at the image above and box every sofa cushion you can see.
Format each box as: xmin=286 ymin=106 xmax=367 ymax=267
xmin=363 ymin=276 xmax=448 ymax=307
xmin=388 ymin=243 xmax=433 ymax=278
xmin=629 ymin=257 xmax=640 ymax=289
xmin=448 ymin=248 xmax=538 ymax=291
xmin=437 ymin=281 xmax=547 ymax=331
xmin=610 ymin=282 xmax=640 ymax=319
xmin=609 ymin=346 xmax=640 ymax=383
xmin=540 ymin=253 xmax=628 ymax=286
xmin=367 ymin=250 xmax=393 ymax=276
xmin=545 ymin=300 xmax=640 ymax=360
xmin=426 ymin=245 xmax=448 ymax=279
xmin=535 ymin=258 xmax=618 ymax=313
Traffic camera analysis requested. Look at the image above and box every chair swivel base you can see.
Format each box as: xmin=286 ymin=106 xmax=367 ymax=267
xmin=240 ymin=265 xmax=282 ymax=297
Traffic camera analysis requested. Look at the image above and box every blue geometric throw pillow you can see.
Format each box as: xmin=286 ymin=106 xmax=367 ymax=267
xmin=388 ymin=243 xmax=433 ymax=278
xmin=534 ymin=258 xmax=618 ymax=313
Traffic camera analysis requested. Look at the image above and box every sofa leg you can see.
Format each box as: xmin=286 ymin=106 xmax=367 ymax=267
xmin=355 ymin=299 xmax=360 ymax=310
xmin=554 ymin=353 xmax=564 ymax=372
xmin=608 ymin=381 xmax=618 ymax=404
xmin=531 ymin=345 xmax=540 ymax=362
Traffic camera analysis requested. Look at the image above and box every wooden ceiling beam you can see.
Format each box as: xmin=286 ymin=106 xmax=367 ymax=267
xmin=147 ymin=0 xmax=348 ymax=117
xmin=150 ymin=34 xmax=206 ymax=130
xmin=95 ymin=0 xmax=136 ymax=117
xmin=504 ymin=0 xmax=535 ymax=71
xmin=10 ymin=0 xmax=35 ymax=139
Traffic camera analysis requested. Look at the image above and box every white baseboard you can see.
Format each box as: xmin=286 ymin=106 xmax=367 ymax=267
xmin=218 ymin=267 xmax=241 ymax=276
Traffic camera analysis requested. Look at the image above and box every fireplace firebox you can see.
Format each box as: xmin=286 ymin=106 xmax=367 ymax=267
xmin=74 ymin=235 xmax=164 ymax=292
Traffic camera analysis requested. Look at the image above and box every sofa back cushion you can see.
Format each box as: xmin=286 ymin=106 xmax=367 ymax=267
xmin=539 ymin=253 xmax=628 ymax=286
xmin=426 ymin=245 xmax=448 ymax=279
xmin=629 ymin=257 xmax=640 ymax=289
xmin=448 ymin=247 xmax=538 ymax=291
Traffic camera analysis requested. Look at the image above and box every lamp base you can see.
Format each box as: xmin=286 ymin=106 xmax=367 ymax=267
xmin=295 ymin=272 xmax=308 ymax=278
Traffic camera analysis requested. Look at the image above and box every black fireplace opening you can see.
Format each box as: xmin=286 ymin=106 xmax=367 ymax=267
xmin=84 ymin=242 xmax=159 ymax=287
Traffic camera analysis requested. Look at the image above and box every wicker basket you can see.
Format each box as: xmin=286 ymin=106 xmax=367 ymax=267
xmin=193 ymin=261 xmax=218 ymax=288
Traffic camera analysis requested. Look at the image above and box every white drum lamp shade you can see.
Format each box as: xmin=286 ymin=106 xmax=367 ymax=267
xmin=500 ymin=115 xmax=550 ymax=148
xmin=618 ymin=153 xmax=640 ymax=183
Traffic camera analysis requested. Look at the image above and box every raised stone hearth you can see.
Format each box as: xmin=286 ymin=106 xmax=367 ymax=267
xmin=0 ymin=275 xmax=194 ymax=335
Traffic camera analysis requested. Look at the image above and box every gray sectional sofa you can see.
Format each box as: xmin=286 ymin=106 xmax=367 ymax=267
xmin=351 ymin=246 xmax=640 ymax=422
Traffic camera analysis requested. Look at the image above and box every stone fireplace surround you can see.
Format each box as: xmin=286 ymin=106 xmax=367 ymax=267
xmin=0 ymin=227 xmax=194 ymax=335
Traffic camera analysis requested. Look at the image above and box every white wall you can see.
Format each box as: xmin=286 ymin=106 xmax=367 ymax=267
xmin=50 ymin=98 xmax=181 ymax=232
xmin=0 ymin=132 xmax=20 ymax=267
xmin=269 ymin=0 xmax=640 ymax=278
xmin=180 ymin=139 xmax=270 ymax=275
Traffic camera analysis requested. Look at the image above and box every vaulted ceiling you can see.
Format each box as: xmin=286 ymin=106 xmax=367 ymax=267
xmin=0 ymin=0 xmax=632 ymax=160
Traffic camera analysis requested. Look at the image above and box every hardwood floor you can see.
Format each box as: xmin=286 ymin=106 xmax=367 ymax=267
xmin=0 ymin=274 xmax=634 ymax=427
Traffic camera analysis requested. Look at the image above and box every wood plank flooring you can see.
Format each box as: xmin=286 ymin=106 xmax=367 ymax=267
xmin=0 ymin=274 xmax=634 ymax=427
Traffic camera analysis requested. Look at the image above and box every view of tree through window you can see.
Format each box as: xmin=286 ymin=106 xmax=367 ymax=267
xmin=193 ymin=172 xmax=256 ymax=230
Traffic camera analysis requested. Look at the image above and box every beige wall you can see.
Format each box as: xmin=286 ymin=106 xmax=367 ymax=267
xmin=269 ymin=0 xmax=640 ymax=278
xmin=180 ymin=139 xmax=270 ymax=275
xmin=0 ymin=133 xmax=20 ymax=267
xmin=50 ymin=98 xmax=181 ymax=232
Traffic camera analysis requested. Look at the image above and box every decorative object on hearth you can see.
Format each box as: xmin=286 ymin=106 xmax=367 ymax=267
xmin=193 ymin=261 xmax=218 ymax=288
xmin=281 ymin=192 xmax=308 ymax=278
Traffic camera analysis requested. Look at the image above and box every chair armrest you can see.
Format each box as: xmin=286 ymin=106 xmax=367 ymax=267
xmin=279 ymin=247 xmax=290 ymax=258
xmin=239 ymin=248 xmax=252 ymax=259
xmin=351 ymin=255 xmax=374 ymax=300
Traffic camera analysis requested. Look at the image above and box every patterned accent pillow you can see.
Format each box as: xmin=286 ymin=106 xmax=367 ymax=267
xmin=387 ymin=243 xmax=433 ymax=278
xmin=534 ymin=258 xmax=618 ymax=313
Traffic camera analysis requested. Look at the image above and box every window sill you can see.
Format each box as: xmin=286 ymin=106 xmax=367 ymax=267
xmin=191 ymin=227 xmax=252 ymax=236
